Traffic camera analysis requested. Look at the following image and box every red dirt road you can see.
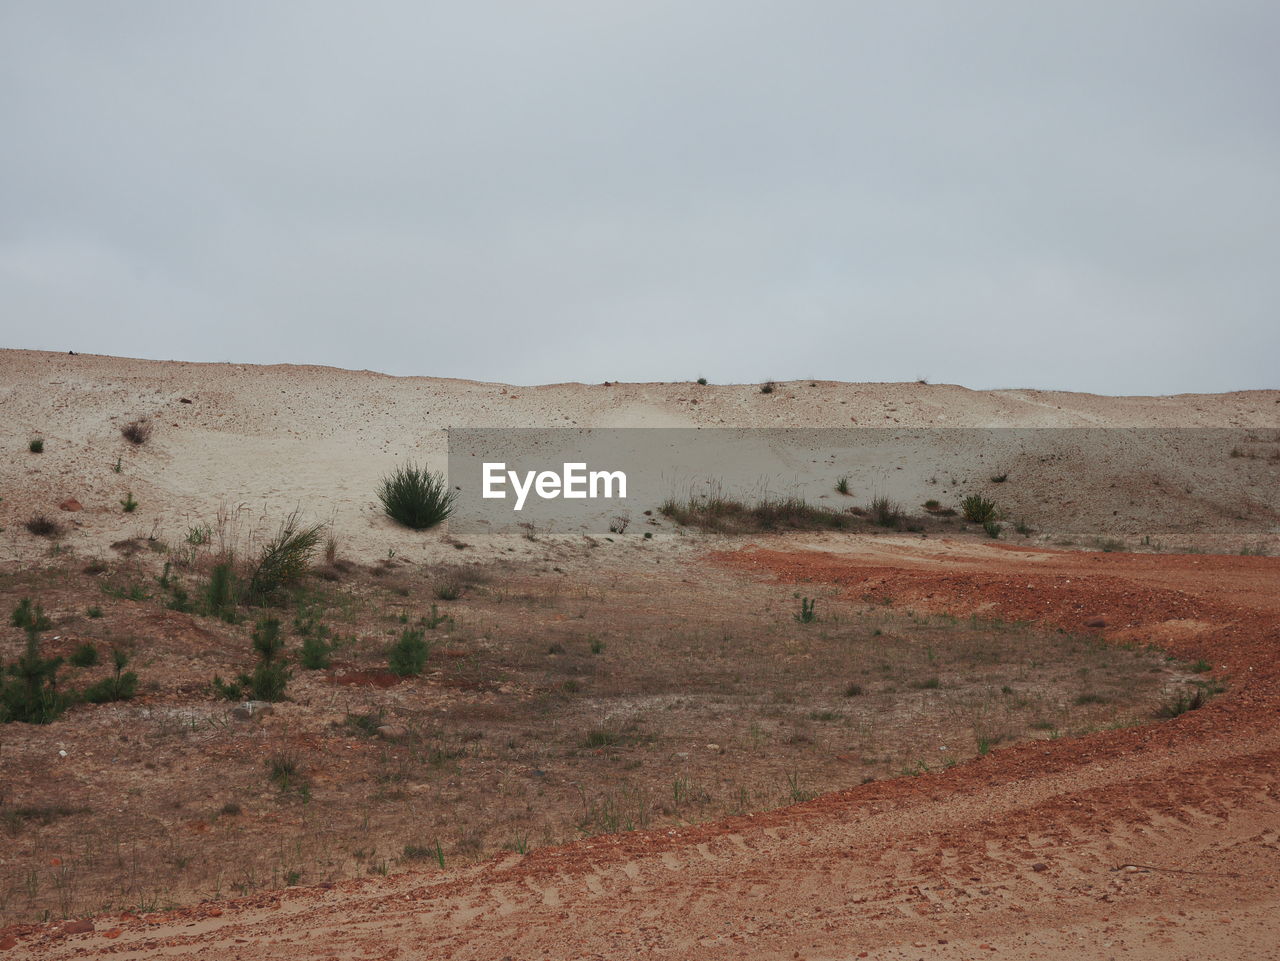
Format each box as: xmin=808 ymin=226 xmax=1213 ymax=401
xmin=6 ymin=540 xmax=1279 ymax=960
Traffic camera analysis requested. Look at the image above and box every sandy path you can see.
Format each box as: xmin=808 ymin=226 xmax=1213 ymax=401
xmin=9 ymin=540 xmax=1278 ymax=960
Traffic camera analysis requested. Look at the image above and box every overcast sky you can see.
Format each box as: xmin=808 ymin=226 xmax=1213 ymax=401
xmin=2 ymin=2 xmax=1277 ymax=394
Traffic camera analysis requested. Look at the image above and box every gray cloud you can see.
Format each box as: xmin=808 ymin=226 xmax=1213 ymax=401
xmin=2 ymin=1 xmax=1277 ymax=393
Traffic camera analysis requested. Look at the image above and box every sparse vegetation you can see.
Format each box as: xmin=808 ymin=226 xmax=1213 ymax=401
xmin=835 ymin=476 xmax=851 ymax=496
xmin=212 ymin=617 xmax=290 ymax=702
xmin=24 ymin=515 xmax=61 ymax=538
xmin=266 ymin=752 xmax=305 ymax=791
xmin=759 ymin=381 xmax=776 ymax=394
xmin=983 ymin=518 xmax=1003 ymax=539
xmin=203 ymin=559 xmax=239 ymax=621
xmin=795 ymin=597 xmax=816 ymax=623
xmin=121 ymin=491 xmax=139 ymax=513
xmin=300 ymin=632 xmax=333 ymax=670
xmin=1155 ymin=685 xmax=1210 ymax=718
xmin=70 ymin=642 xmax=99 ymax=668
xmin=247 ymin=512 xmax=324 ymax=603
xmin=961 ymin=494 xmax=998 ymax=524
xmin=869 ymin=495 xmax=902 ymax=528
xmin=81 ymin=649 xmax=138 ymax=704
xmin=378 ymin=463 xmax=457 ymax=530
xmin=388 ymin=627 xmax=432 ymax=677
xmin=661 ymin=492 xmax=855 ymax=534
xmin=120 ymin=419 xmax=152 ymax=445
xmin=696 ymin=377 xmax=708 ymax=385
xmin=28 ymin=437 xmax=43 ymax=454
xmin=121 ymin=419 xmax=152 ymax=445
xmin=3 ymin=599 xmax=70 ymax=724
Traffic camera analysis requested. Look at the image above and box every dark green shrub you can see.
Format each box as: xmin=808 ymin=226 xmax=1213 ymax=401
xmin=759 ymin=381 xmax=776 ymax=394
xmin=121 ymin=491 xmax=138 ymax=513
xmin=211 ymin=675 xmax=244 ymax=701
xmin=2 ymin=600 xmax=68 ymax=724
xmin=248 ymin=618 xmax=289 ymax=700
xmin=28 ymin=438 xmax=44 ymax=454
xmin=203 ymin=560 xmax=239 ymax=621
xmin=835 ymin=476 xmax=851 ymax=495
xmin=696 ymin=377 xmax=708 ymax=385
xmin=82 ymin=649 xmax=138 ymax=704
xmin=795 ymin=597 xmax=816 ymax=623
xmin=983 ymin=518 xmax=1003 ymax=538
xmin=248 ymin=660 xmax=290 ymax=701
xmin=70 ymin=643 xmax=99 ymax=668
xmin=388 ymin=627 xmax=431 ymax=676
xmin=211 ymin=617 xmax=290 ymax=701
xmin=252 ymin=617 xmax=284 ymax=661
xmin=378 ymin=463 xmax=456 ymax=530
xmin=300 ymin=634 xmax=332 ymax=670
xmin=11 ymin=599 xmax=52 ymax=631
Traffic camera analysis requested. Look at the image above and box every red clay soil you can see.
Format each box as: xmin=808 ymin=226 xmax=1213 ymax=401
xmin=5 ymin=540 xmax=1279 ymax=960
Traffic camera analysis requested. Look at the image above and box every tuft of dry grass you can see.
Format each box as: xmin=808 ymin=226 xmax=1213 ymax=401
xmin=121 ymin=419 xmax=153 ymax=445
xmin=24 ymin=515 xmax=62 ymax=538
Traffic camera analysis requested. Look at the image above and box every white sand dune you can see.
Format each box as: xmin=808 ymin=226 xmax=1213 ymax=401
xmin=3 ymin=349 xmax=1276 ymax=562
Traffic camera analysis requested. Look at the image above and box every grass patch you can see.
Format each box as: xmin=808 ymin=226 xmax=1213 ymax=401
xmin=869 ymin=495 xmax=902 ymax=528
xmin=659 ymin=493 xmax=857 ymax=534
xmin=28 ymin=437 xmax=44 ymax=453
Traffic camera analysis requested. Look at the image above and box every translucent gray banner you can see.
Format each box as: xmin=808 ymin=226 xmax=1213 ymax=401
xmin=446 ymin=428 xmax=1280 ymax=538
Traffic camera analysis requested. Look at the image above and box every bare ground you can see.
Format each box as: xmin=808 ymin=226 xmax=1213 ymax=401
xmin=3 ymin=539 xmax=1278 ymax=959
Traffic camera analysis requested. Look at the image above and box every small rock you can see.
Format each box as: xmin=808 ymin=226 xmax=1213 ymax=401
xmin=59 ymin=498 xmax=83 ymax=512
xmin=180 ymin=397 xmax=193 ymax=404
xmin=1032 ymin=862 xmax=1048 ymax=872
xmin=1084 ymin=616 xmax=1107 ymax=628
xmin=230 ymin=701 xmax=274 ymax=721
xmin=61 ymin=920 xmax=94 ymax=935
xmin=376 ymin=724 xmax=408 ymax=740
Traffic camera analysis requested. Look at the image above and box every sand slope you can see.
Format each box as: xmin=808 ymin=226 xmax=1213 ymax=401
xmin=3 ymin=349 xmax=1276 ymax=563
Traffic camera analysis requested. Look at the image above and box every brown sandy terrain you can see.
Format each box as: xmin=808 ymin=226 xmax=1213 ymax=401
xmin=1 ymin=350 xmax=1278 ymax=959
